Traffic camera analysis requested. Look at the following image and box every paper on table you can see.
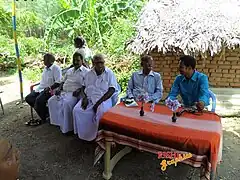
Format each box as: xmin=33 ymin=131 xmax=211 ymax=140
xmin=150 ymin=103 xmax=155 ymax=112
xmin=124 ymin=99 xmax=139 ymax=107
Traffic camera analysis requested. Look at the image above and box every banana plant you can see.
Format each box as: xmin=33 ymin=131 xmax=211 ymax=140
xmin=44 ymin=0 xmax=144 ymax=49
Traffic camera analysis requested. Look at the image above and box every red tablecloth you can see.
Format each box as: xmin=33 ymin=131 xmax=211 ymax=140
xmin=96 ymin=102 xmax=222 ymax=178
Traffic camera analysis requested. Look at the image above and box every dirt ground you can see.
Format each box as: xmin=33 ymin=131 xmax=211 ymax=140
xmin=0 ymin=74 xmax=240 ymax=180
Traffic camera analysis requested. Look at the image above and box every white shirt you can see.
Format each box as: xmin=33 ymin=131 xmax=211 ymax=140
xmin=36 ymin=64 xmax=62 ymax=92
xmin=83 ymin=67 xmax=118 ymax=104
xmin=62 ymin=66 xmax=89 ymax=92
xmin=74 ymin=47 xmax=93 ymax=62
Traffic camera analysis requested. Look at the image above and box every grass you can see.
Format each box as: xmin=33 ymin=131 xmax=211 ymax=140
xmin=0 ymin=68 xmax=17 ymax=78
xmin=22 ymin=67 xmax=41 ymax=82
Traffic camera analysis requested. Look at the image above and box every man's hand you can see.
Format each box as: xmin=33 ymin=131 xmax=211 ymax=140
xmin=44 ymin=87 xmax=50 ymax=93
xmin=93 ymin=103 xmax=99 ymax=114
xmin=196 ymin=101 xmax=205 ymax=111
xmin=55 ymin=89 xmax=61 ymax=96
xmin=81 ymin=97 xmax=88 ymax=110
xmin=73 ymin=89 xmax=81 ymax=97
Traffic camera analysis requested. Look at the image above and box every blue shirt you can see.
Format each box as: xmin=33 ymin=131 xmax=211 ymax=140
xmin=168 ymin=71 xmax=210 ymax=107
xmin=126 ymin=70 xmax=163 ymax=103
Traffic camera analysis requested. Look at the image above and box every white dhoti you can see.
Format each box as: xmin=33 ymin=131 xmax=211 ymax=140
xmin=73 ymin=98 xmax=112 ymax=141
xmin=48 ymin=92 xmax=78 ymax=133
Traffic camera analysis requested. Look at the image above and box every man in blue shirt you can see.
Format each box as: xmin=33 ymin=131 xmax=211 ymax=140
xmin=126 ymin=55 xmax=163 ymax=103
xmin=168 ymin=55 xmax=209 ymax=110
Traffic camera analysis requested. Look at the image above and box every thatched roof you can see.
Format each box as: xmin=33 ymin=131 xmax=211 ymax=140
xmin=127 ymin=0 xmax=240 ymax=56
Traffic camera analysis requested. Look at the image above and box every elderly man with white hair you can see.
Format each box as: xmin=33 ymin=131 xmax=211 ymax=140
xmin=73 ymin=54 xmax=118 ymax=141
xmin=48 ymin=52 xmax=89 ymax=134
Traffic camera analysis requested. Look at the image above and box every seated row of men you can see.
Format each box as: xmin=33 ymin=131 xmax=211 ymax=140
xmin=25 ymin=53 xmax=209 ymax=141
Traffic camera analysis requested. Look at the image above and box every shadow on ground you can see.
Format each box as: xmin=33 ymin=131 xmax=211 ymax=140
xmin=0 ymin=99 xmax=239 ymax=180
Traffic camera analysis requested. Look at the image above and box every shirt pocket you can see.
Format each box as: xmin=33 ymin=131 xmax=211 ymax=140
xmin=146 ymin=77 xmax=155 ymax=93
xmin=77 ymin=75 xmax=84 ymax=86
xmin=133 ymin=76 xmax=143 ymax=89
xmin=96 ymin=78 xmax=108 ymax=92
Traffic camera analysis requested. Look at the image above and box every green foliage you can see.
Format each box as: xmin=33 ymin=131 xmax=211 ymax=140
xmin=0 ymin=0 xmax=147 ymax=94
xmin=16 ymin=37 xmax=43 ymax=58
xmin=44 ymin=0 xmax=146 ymax=48
xmin=18 ymin=37 xmax=44 ymax=57
xmin=18 ymin=11 xmax=44 ymax=37
xmin=14 ymin=0 xmax=62 ymax=22
xmin=0 ymin=35 xmax=15 ymax=55
xmin=0 ymin=35 xmax=17 ymax=73
xmin=0 ymin=4 xmax=12 ymax=37
xmin=22 ymin=67 xmax=42 ymax=83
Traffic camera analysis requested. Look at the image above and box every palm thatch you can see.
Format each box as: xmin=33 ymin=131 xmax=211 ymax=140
xmin=127 ymin=0 xmax=240 ymax=56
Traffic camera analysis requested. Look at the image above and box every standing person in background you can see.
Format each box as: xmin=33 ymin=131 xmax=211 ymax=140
xmin=73 ymin=36 xmax=93 ymax=68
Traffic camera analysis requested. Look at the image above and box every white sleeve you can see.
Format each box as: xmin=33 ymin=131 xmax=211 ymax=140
xmin=62 ymin=70 xmax=68 ymax=83
xmin=108 ymin=70 xmax=118 ymax=90
xmin=82 ymin=73 xmax=88 ymax=87
xmin=54 ymin=66 xmax=62 ymax=83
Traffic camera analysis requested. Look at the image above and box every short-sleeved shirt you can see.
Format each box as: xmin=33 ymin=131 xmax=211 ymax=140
xmin=83 ymin=67 xmax=118 ymax=104
xmin=62 ymin=66 xmax=89 ymax=92
xmin=36 ymin=64 xmax=62 ymax=92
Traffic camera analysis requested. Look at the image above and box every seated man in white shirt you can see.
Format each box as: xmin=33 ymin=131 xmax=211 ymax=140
xmin=25 ymin=53 xmax=62 ymax=126
xmin=73 ymin=54 xmax=118 ymax=141
xmin=126 ymin=55 xmax=163 ymax=103
xmin=48 ymin=52 xmax=89 ymax=134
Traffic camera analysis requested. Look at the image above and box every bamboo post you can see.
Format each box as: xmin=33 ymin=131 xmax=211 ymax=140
xmin=12 ymin=0 xmax=24 ymax=102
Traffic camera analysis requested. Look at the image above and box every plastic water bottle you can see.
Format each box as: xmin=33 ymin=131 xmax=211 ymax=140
xmin=150 ymin=102 xmax=155 ymax=112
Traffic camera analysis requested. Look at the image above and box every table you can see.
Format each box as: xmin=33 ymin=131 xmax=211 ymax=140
xmin=94 ymin=102 xmax=222 ymax=180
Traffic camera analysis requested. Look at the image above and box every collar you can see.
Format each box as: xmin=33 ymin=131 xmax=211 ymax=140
xmin=74 ymin=65 xmax=84 ymax=72
xmin=79 ymin=65 xmax=84 ymax=71
xmin=182 ymin=70 xmax=198 ymax=82
xmin=45 ymin=64 xmax=54 ymax=71
xmin=91 ymin=67 xmax=106 ymax=76
xmin=138 ymin=70 xmax=154 ymax=76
